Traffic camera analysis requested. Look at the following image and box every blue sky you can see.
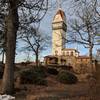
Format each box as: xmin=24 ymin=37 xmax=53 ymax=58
xmin=38 ymin=0 xmax=98 ymax=56
xmin=39 ymin=0 xmax=99 ymax=59
xmin=0 ymin=0 xmax=99 ymax=62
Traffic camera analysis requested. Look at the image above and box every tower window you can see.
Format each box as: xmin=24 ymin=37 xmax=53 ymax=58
xmin=55 ymin=50 xmax=58 ymax=56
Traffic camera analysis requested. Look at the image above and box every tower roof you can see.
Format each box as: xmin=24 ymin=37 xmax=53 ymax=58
xmin=56 ymin=9 xmax=65 ymax=19
xmin=53 ymin=8 xmax=66 ymax=23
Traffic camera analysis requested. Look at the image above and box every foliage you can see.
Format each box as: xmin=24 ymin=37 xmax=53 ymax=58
xmin=33 ymin=66 xmax=47 ymax=78
xmin=19 ymin=67 xmax=47 ymax=85
xmin=47 ymin=68 xmax=58 ymax=75
xmin=33 ymin=77 xmax=47 ymax=86
xmin=57 ymin=70 xmax=78 ymax=84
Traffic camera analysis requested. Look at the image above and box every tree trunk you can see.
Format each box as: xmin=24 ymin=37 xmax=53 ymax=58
xmin=89 ymin=44 xmax=93 ymax=73
xmin=2 ymin=1 xmax=19 ymax=95
xmin=2 ymin=50 xmax=5 ymax=64
xmin=36 ymin=52 xmax=39 ymax=67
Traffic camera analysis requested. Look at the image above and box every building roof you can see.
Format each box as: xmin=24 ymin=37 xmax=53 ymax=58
xmin=44 ymin=55 xmax=57 ymax=58
xmin=77 ymin=56 xmax=90 ymax=59
xmin=63 ymin=48 xmax=79 ymax=53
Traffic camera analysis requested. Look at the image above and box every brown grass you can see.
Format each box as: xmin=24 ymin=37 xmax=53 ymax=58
xmin=0 ymin=64 xmax=100 ymax=100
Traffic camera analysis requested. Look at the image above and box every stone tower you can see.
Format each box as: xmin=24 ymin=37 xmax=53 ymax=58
xmin=52 ymin=8 xmax=67 ymax=56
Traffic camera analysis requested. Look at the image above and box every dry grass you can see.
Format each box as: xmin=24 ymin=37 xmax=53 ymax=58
xmin=0 ymin=64 xmax=100 ymax=100
xmin=15 ymin=74 xmax=100 ymax=100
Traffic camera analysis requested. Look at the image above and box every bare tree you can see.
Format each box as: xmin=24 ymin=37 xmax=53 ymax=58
xmin=20 ymin=27 xmax=50 ymax=67
xmin=0 ymin=31 xmax=5 ymax=64
xmin=0 ymin=5 xmax=6 ymax=64
xmin=68 ymin=0 xmax=100 ymax=73
xmin=0 ymin=0 xmax=48 ymax=94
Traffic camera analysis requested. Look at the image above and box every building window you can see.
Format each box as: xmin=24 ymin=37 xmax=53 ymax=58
xmin=62 ymin=51 xmax=65 ymax=56
xmin=71 ymin=51 xmax=73 ymax=56
xmin=66 ymin=52 xmax=69 ymax=56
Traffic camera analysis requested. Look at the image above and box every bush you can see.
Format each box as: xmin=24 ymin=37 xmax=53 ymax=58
xmin=19 ymin=69 xmax=33 ymax=84
xmin=19 ymin=67 xmax=47 ymax=85
xmin=47 ymin=68 xmax=58 ymax=75
xmin=57 ymin=70 xmax=78 ymax=84
xmin=33 ymin=66 xmax=47 ymax=78
xmin=33 ymin=77 xmax=47 ymax=85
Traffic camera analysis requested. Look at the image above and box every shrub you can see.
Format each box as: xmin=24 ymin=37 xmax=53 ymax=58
xmin=57 ymin=70 xmax=78 ymax=84
xmin=34 ymin=66 xmax=47 ymax=78
xmin=47 ymin=68 xmax=58 ymax=75
xmin=19 ymin=69 xmax=34 ymax=84
xmin=19 ymin=67 xmax=47 ymax=85
xmin=34 ymin=77 xmax=47 ymax=85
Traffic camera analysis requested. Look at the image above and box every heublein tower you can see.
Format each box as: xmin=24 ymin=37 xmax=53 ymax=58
xmin=52 ymin=8 xmax=67 ymax=56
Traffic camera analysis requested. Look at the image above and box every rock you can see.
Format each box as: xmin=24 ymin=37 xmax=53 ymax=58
xmin=0 ymin=94 xmax=15 ymax=100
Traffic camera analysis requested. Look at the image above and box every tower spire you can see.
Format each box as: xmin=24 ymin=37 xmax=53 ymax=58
xmin=57 ymin=0 xmax=61 ymax=9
